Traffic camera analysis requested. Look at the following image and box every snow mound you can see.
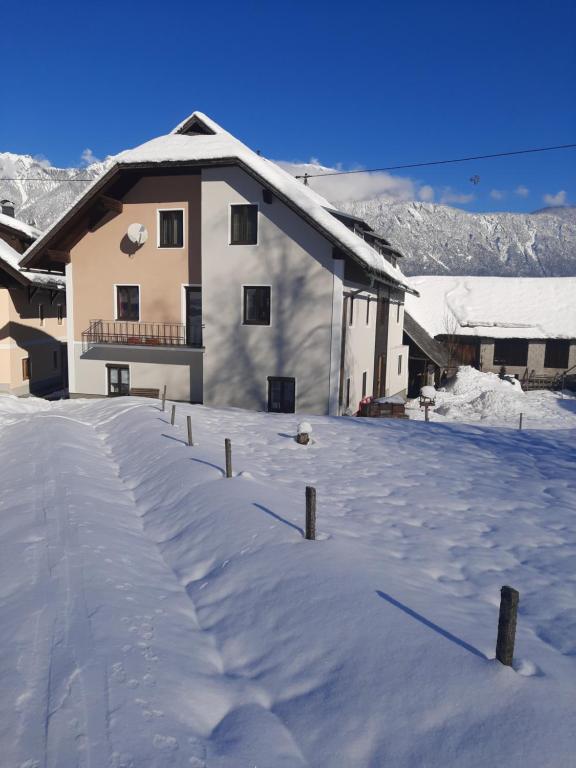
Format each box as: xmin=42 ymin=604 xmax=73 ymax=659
xmin=434 ymin=366 xmax=525 ymax=421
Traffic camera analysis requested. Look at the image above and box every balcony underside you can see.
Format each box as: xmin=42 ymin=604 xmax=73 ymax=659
xmin=81 ymin=343 xmax=204 ymax=364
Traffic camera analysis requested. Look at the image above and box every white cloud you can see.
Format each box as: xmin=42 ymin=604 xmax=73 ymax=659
xmin=515 ymin=185 xmax=529 ymax=197
xmin=274 ymin=159 xmax=416 ymax=205
xmin=81 ymin=148 xmax=101 ymax=166
xmin=418 ymin=185 xmax=435 ymax=202
xmin=32 ymin=154 xmax=53 ymax=169
xmin=439 ymin=189 xmax=475 ymax=205
xmin=543 ymin=190 xmax=567 ymax=206
xmin=490 ymin=189 xmax=505 ymax=200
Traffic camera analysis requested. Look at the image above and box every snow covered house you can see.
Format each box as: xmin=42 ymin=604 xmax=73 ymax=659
xmin=21 ymin=112 xmax=414 ymax=413
xmin=405 ymin=276 xmax=576 ymax=388
xmin=0 ymin=212 xmax=66 ymax=395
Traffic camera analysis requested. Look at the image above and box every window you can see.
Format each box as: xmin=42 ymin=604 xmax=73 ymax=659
xmin=230 ymin=204 xmax=258 ymax=245
xmin=544 ymin=340 xmax=570 ymax=369
xmin=362 ymin=371 xmax=367 ymax=399
xmin=366 ymin=299 xmax=370 ymax=325
xmin=116 ymin=285 xmax=140 ymax=321
xmin=398 ymin=354 xmax=402 ymax=375
xmin=22 ymin=358 xmax=30 ymax=380
xmin=267 ymin=377 xmax=295 ymax=413
xmin=158 ymin=209 xmax=184 ymax=248
xmin=345 ymin=378 xmax=351 ymax=409
xmin=38 ymin=304 xmax=44 ymax=326
xmin=243 ymin=286 xmax=271 ymax=325
xmin=349 ymin=297 xmax=354 ymax=326
xmin=53 ymin=350 xmax=58 ymax=370
xmin=57 ymin=304 xmax=63 ymax=325
xmin=493 ymin=339 xmax=528 ymax=367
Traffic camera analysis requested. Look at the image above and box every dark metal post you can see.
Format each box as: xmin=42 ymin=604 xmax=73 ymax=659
xmin=171 ymin=404 xmax=176 ymax=426
xmin=519 ymin=413 xmax=523 ymax=430
xmin=225 ymin=438 xmax=232 ymax=478
xmin=161 ymin=385 xmax=167 ymax=412
xmin=187 ymin=415 xmax=193 ymax=446
xmin=496 ymin=585 xmax=519 ymax=666
xmin=305 ymin=486 xmax=316 ymax=540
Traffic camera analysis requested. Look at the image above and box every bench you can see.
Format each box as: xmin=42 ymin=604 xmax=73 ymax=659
xmin=130 ymin=388 xmax=160 ymax=399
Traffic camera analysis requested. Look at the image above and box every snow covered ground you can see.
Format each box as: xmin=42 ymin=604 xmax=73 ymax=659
xmin=1 ymin=392 xmax=575 ymax=767
xmin=407 ymin=366 xmax=576 ymax=430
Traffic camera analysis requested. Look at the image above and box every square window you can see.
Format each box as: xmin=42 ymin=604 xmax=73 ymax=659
xmin=231 ymin=204 xmax=258 ymax=245
xmin=544 ymin=340 xmax=570 ymax=369
xmin=243 ymin=286 xmax=270 ymax=325
xmin=158 ymin=210 xmax=184 ymax=248
xmin=116 ymin=285 xmax=140 ymax=321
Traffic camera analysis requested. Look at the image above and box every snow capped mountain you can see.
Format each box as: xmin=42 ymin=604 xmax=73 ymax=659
xmin=2 ymin=150 xmax=574 ymax=277
xmin=0 ymin=152 xmax=110 ymax=229
xmin=342 ymin=200 xmax=576 ymax=276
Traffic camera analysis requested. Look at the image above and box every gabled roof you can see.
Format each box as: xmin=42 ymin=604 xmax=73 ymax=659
xmin=405 ymin=275 xmax=576 ymax=340
xmin=0 ymin=211 xmax=42 ymax=243
xmin=403 ymin=313 xmax=449 ymax=368
xmin=21 ymin=111 xmax=415 ymax=293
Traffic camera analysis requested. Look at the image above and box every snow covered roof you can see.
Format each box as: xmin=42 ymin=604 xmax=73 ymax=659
xmin=115 ymin=113 xmax=412 ymax=289
xmin=405 ymin=275 xmax=576 ymax=340
xmin=0 ymin=211 xmax=42 ymax=241
xmin=21 ymin=112 xmax=412 ymax=292
xmin=0 ymin=237 xmax=65 ymax=289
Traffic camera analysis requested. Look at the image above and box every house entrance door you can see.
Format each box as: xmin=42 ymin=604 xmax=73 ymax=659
xmin=107 ymin=365 xmax=130 ymax=396
xmin=185 ymin=287 xmax=202 ymax=346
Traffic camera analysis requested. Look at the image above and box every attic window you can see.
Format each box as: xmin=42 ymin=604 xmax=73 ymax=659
xmin=178 ymin=118 xmax=216 ymax=136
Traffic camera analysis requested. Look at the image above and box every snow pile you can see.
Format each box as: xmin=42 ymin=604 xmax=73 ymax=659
xmin=408 ymin=366 xmax=576 ymax=428
xmin=1 ymin=396 xmax=575 ymax=766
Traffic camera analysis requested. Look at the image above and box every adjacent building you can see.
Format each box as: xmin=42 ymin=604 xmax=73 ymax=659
xmin=405 ymin=275 xmax=576 ymax=389
xmin=21 ymin=112 xmax=414 ymax=414
xmin=0 ymin=209 xmax=66 ymax=395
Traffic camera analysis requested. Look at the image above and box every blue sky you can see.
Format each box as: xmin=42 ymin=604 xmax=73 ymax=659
xmin=2 ymin=0 xmax=575 ymax=213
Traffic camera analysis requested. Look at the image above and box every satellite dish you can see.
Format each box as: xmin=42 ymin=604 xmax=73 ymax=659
xmin=127 ymin=223 xmax=148 ymax=245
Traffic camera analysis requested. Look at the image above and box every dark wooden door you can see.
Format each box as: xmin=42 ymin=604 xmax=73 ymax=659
xmin=268 ymin=377 xmax=296 ymax=413
xmin=107 ymin=365 xmax=129 ymax=396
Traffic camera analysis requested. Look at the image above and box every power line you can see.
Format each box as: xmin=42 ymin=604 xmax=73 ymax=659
xmin=295 ymin=142 xmax=576 ymax=179
xmin=0 ymin=177 xmax=94 ymax=182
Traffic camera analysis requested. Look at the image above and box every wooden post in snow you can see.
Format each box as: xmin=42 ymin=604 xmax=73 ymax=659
xmin=225 ymin=438 xmax=232 ymax=478
xmin=171 ymin=404 xmax=176 ymax=426
xmin=161 ymin=385 xmax=167 ymax=412
xmin=519 ymin=413 xmax=523 ymax=430
xmin=495 ymin=585 xmax=519 ymax=667
xmin=305 ymin=486 xmax=316 ymax=541
xmin=424 ymin=403 xmax=430 ymax=422
xmin=187 ymin=415 xmax=193 ymax=446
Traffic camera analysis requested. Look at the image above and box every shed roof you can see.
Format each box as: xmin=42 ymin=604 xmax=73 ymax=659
xmin=405 ymin=275 xmax=576 ymax=340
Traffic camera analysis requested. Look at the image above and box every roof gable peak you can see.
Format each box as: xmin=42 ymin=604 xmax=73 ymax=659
xmin=171 ymin=111 xmax=224 ymax=136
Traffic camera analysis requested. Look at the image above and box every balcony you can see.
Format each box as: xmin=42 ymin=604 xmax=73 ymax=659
xmin=82 ymin=320 xmax=202 ymax=354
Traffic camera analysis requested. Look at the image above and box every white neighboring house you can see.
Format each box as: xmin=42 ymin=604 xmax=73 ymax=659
xmin=21 ymin=111 xmax=414 ymax=414
xmin=405 ymin=275 xmax=576 ymax=387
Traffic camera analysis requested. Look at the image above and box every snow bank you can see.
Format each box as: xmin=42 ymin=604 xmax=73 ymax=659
xmin=1 ymin=396 xmax=575 ymax=766
xmin=408 ymin=366 xmax=576 ymax=428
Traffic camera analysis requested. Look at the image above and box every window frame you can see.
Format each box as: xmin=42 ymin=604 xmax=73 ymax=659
xmin=229 ymin=203 xmax=259 ymax=246
xmin=493 ymin=339 xmax=529 ymax=367
xmin=267 ymin=376 xmax=296 ymax=413
xmin=157 ymin=208 xmax=185 ymax=249
xmin=544 ymin=339 xmax=570 ymax=369
xmin=114 ymin=284 xmax=141 ymax=322
xmin=22 ymin=357 xmax=30 ymax=380
xmin=242 ymin=285 xmax=271 ymax=326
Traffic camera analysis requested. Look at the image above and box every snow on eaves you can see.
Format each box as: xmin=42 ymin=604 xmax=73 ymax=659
xmin=0 ymin=211 xmax=42 ymax=240
xmin=0 ymin=238 xmax=65 ymax=288
xmin=405 ymin=275 xmax=576 ymax=340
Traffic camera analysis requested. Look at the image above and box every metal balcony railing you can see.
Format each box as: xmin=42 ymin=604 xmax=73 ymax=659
xmin=82 ymin=319 xmax=202 ymax=353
